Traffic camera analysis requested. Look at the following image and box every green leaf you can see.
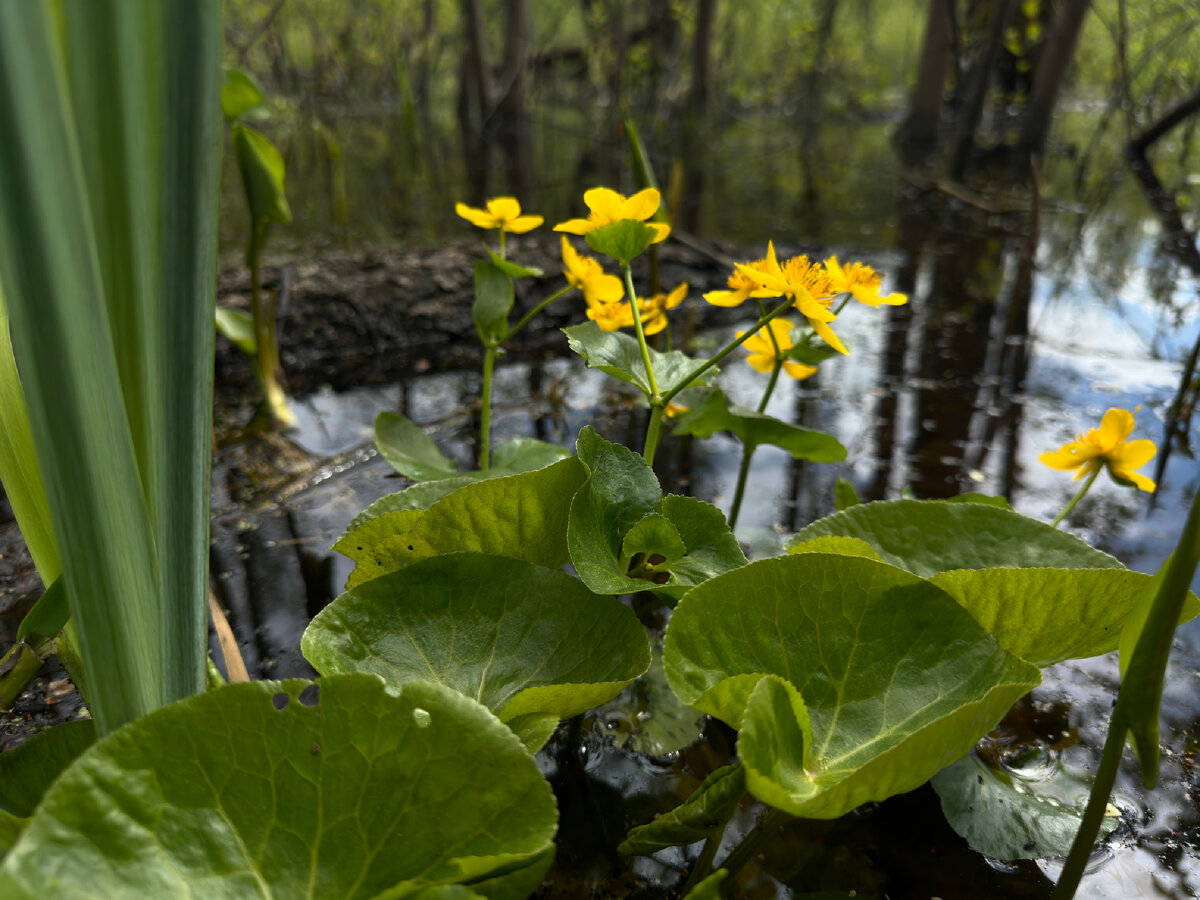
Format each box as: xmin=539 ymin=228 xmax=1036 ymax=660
xmin=344 ymin=478 xmax=481 ymax=533
xmin=664 ymin=554 xmax=1041 ymax=819
xmin=653 ymin=495 xmax=749 ymax=601
xmin=343 ymin=457 xmax=586 ymax=587
xmin=930 ymin=568 xmax=1199 ymax=667
xmin=584 ymin=219 xmax=657 ymax=263
xmin=619 ymin=763 xmax=745 ymax=855
xmin=568 ymin=427 xmax=664 ymax=594
xmin=0 ymin=809 xmax=27 ymax=857
xmin=834 ymin=477 xmax=860 ymax=510
xmin=0 ymin=675 xmax=556 ymax=899
xmin=486 ymin=251 xmax=543 ymax=279
xmin=232 ymin=123 xmax=292 ymax=225
xmin=789 ymin=500 xmax=1123 ymax=577
xmin=16 ymin=576 xmax=68 ymax=642
xmin=220 ymin=66 xmax=263 ymax=122
xmin=472 ymin=260 xmax=514 ymax=345
xmin=489 ymin=437 xmax=572 ymax=474
xmin=786 ymin=535 xmax=882 ymax=562
xmin=214 ymin=305 xmax=256 ymax=355
xmin=0 ymin=720 xmax=96 ymax=818
xmin=682 ymin=870 xmax=728 ymax=900
xmin=672 ymin=388 xmax=846 ymax=462
xmin=564 ymin=322 xmax=715 ymax=399
xmin=375 ymin=411 xmax=459 ymax=481
xmin=931 ymin=753 xmax=1118 ymax=860
xmin=947 ymin=493 xmax=1012 ymax=509
xmin=596 ymin=645 xmax=706 ymax=756
xmin=304 ymin=553 xmax=650 ymax=751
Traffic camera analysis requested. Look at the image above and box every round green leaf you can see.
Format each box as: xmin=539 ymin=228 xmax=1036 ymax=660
xmin=583 ymin=219 xmax=656 ymax=263
xmin=931 ymin=567 xmax=1200 ymax=667
xmin=671 ymin=387 xmax=846 ymax=462
xmin=664 ymin=554 xmax=1041 ymax=819
xmin=0 ymin=675 xmax=556 ymax=899
xmin=344 ymin=457 xmax=585 ymax=587
xmin=789 ymin=500 xmax=1123 ymax=577
xmin=303 ymin=553 xmax=651 ymax=750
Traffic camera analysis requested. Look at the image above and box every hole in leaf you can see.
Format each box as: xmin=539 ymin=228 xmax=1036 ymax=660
xmin=412 ymin=707 xmax=432 ymax=728
xmin=647 ymin=553 xmax=668 ymax=566
xmin=298 ymin=684 xmax=320 ymax=707
xmin=272 ymin=692 xmax=290 ymax=711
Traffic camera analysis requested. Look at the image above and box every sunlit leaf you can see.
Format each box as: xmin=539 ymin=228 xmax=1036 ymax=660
xmin=619 ymin=763 xmax=745 ymax=855
xmin=786 ymin=535 xmax=881 ymax=561
xmin=931 ymin=567 xmax=1199 ymax=667
xmin=304 ymin=553 xmax=650 ymax=751
xmin=214 ymin=305 xmax=256 ymax=356
xmin=789 ymin=500 xmax=1123 ymax=577
xmin=664 ymin=554 xmax=1040 ymax=819
xmin=564 ymin=322 xmax=715 ymax=399
xmin=343 ymin=457 xmax=586 ymax=587
xmin=375 ymin=411 xmax=459 ymax=481
xmin=681 ymin=870 xmax=728 ymax=899
xmin=0 ymin=675 xmax=557 ymax=898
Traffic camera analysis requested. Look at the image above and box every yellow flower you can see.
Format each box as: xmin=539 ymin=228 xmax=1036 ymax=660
xmin=703 ymin=258 xmax=776 ymax=308
xmin=561 ymin=236 xmax=624 ymax=307
xmin=455 ymin=196 xmax=543 ymax=233
xmin=664 ymin=400 xmax=690 ymax=418
xmin=1039 ymin=407 xmax=1157 ymax=492
xmin=637 ymin=282 xmax=688 ymax=335
xmin=554 ymin=187 xmax=671 ymax=244
xmin=824 ymin=256 xmax=907 ymax=307
xmin=587 ymin=300 xmax=633 ymax=332
xmin=736 ymin=318 xmax=818 ymax=381
xmin=735 ymin=242 xmax=846 ymax=354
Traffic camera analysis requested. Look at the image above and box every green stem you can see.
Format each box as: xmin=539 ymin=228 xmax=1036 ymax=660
xmin=1051 ymin=467 xmax=1101 ymax=528
xmin=715 ymin=805 xmax=792 ymax=894
xmin=660 ymin=295 xmax=798 ymax=408
xmin=622 ymin=262 xmax=660 ymax=400
xmin=498 ymin=229 xmax=506 ymax=260
xmin=680 ymin=800 xmax=739 ymax=896
xmin=504 ymin=284 xmax=572 ymax=342
xmin=479 ymin=344 xmax=497 ymax=471
xmin=727 ymin=442 xmax=757 ymax=530
xmin=1050 ymin=706 xmax=1127 ymax=898
xmin=643 ymin=405 xmax=664 ymax=465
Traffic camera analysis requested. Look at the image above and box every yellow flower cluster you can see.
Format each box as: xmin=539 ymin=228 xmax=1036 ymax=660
xmin=705 ymin=242 xmax=906 ymax=377
xmin=1040 ymin=407 xmax=1157 ymax=492
xmin=586 ymin=282 xmax=688 ymax=335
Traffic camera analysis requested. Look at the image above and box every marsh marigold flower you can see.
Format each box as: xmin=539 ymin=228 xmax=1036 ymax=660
xmin=1039 ymin=407 xmax=1157 ymax=492
xmin=736 ymin=242 xmax=846 ymax=355
xmin=704 ymin=257 xmax=776 ymax=308
xmin=738 ymin=318 xmax=818 ymax=381
xmin=554 ymin=187 xmax=671 ymax=244
xmin=561 ymin=236 xmax=624 ymax=306
xmin=455 ymin=196 xmax=543 ymax=233
xmin=824 ymin=257 xmax=907 ymax=307
xmin=638 ymin=283 xmax=688 ymax=335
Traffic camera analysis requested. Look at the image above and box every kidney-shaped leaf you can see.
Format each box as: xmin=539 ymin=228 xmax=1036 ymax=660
xmin=671 ymin=387 xmax=845 ymax=462
xmin=340 ymin=457 xmax=585 ymax=588
xmin=564 ymin=322 xmax=715 ymax=399
xmin=303 ymin=553 xmax=651 ymax=751
xmin=664 ymin=554 xmax=1041 ymax=819
xmin=789 ymin=500 xmax=1123 ymax=577
xmin=0 ymin=674 xmax=556 ymax=899
xmin=931 ymin=567 xmax=1200 ymax=667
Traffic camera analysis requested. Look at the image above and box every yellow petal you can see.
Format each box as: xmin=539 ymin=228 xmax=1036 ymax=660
xmin=766 ymin=317 xmax=795 ymax=350
xmin=621 ymin=188 xmax=661 ymax=221
xmin=850 ymin=284 xmax=884 ymax=307
xmin=810 ymin=316 xmax=848 ymax=355
xmin=642 ymin=312 xmax=666 ymax=335
xmin=586 ymin=272 xmax=625 ymax=304
xmin=704 ymin=289 xmax=747 ymax=308
xmin=648 ymin=222 xmax=672 ymax=243
xmin=876 ymin=290 xmax=908 ymax=306
xmin=486 ymin=196 xmax=522 ymax=221
xmin=583 ymin=187 xmax=623 ymax=222
xmin=554 ymin=218 xmax=594 ymax=235
xmin=783 ymin=360 xmax=818 ymax=380
xmin=665 ymin=283 xmax=688 ymax=309
xmin=504 ymin=214 xmax=543 ymax=234
xmin=1113 ymin=438 xmax=1156 ymax=470
xmin=1039 ymin=443 xmax=1095 ymax=469
xmin=745 ymin=352 xmax=774 ymax=373
xmin=1113 ymin=468 xmax=1156 ymax=492
xmin=823 ymin=255 xmax=847 ymax=291
xmin=1097 ymin=408 xmax=1136 ymax=448
xmin=456 ymin=202 xmax=498 ymax=229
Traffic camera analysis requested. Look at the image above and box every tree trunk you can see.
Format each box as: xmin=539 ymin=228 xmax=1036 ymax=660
xmin=497 ymin=0 xmax=532 ymax=199
xmin=948 ymin=0 xmax=1017 ymax=181
xmin=895 ymin=0 xmax=954 ymax=169
xmin=457 ymin=0 xmax=492 ymax=201
xmin=1012 ymin=0 xmax=1090 ymax=171
xmin=680 ymin=0 xmax=715 ymax=232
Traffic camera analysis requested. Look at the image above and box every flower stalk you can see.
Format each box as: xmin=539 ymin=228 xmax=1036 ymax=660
xmin=1050 ymin=467 xmax=1100 ymax=528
